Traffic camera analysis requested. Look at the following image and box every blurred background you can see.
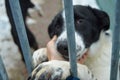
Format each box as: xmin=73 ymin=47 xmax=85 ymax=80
xmin=0 ymin=0 xmax=62 ymax=80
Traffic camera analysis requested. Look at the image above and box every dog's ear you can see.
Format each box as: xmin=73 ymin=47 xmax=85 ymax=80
xmin=89 ymin=7 xmax=110 ymax=31
xmin=48 ymin=12 xmax=63 ymax=38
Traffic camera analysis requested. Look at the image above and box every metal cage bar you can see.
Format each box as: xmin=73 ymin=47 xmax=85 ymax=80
xmin=0 ymin=56 xmax=9 ymax=80
xmin=8 ymin=0 xmax=33 ymax=74
xmin=110 ymin=0 xmax=120 ymax=80
xmin=62 ymin=0 xmax=78 ymax=77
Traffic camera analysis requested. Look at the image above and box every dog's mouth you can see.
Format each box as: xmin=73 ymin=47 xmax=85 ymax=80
xmin=57 ymin=47 xmax=69 ymax=60
xmin=61 ymin=52 xmax=88 ymax=61
xmin=57 ymin=48 xmax=88 ymax=61
xmin=62 ymin=55 xmax=69 ymax=60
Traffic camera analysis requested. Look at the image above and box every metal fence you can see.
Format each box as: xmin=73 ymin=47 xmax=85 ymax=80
xmin=0 ymin=0 xmax=119 ymax=80
xmin=8 ymin=0 xmax=33 ymax=74
xmin=110 ymin=0 xmax=120 ymax=79
xmin=62 ymin=0 xmax=78 ymax=78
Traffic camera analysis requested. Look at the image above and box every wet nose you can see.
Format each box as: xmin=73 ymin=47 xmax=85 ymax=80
xmin=57 ymin=41 xmax=68 ymax=57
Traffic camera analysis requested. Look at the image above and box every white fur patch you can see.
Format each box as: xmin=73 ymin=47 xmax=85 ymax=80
xmin=85 ymin=30 xmax=112 ymax=80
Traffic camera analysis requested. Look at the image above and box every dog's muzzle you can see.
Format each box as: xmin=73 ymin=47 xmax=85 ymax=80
xmin=57 ymin=40 xmax=69 ymax=59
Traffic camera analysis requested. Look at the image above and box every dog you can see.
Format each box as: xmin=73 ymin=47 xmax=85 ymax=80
xmin=5 ymin=0 xmax=40 ymax=62
xmin=29 ymin=5 xmax=112 ymax=80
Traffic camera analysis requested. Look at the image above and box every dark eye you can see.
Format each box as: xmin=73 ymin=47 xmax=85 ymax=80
xmin=76 ymin=19 xmax=83 ymax=24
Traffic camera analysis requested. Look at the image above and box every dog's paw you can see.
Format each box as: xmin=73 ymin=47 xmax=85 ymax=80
xmin=28 ymin=60 xmax=97 ymax=80
xmin=28 ymin=60 xmax=70 ymax=80
xmin=32 ymin=48 xmax=48 ymax=66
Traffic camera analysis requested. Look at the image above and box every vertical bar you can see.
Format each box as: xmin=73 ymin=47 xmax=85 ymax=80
xmin=117 ymin=59 xmax=120 ymax=80
xmin=8 ymin=0 xmax=33 ymax=74
xmin=63 ymin=0 xmax=78 ymax=77
xmin=0 ymin=56 xmax=9 ymax=80
xmin=110 ymin=0 xmax=120 ymax=80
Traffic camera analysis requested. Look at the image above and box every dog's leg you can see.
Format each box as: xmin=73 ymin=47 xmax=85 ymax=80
xmin=32 ymin=48 xmax=48 ymax=67
xmin=28 ymin=60 xmax=97 ymax=80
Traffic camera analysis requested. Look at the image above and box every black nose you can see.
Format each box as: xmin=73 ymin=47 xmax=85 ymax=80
xmin=57 ymin=41 xmax=68 ymax=57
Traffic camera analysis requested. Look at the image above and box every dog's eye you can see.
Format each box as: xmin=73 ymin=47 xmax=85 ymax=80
xmin=76 ymin=19 xmax=83 ymax=24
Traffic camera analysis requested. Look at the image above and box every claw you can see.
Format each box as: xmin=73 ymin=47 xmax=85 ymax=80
xmin=51 ymin=68 xmax=63 ymax=80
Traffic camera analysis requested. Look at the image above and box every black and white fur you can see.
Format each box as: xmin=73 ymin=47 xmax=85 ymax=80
xmin=30 ymin=5 xmax=112 ymax=80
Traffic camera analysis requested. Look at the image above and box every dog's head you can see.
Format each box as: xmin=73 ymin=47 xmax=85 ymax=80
xmin=48 ymin=5 xmax=110 ymax=60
